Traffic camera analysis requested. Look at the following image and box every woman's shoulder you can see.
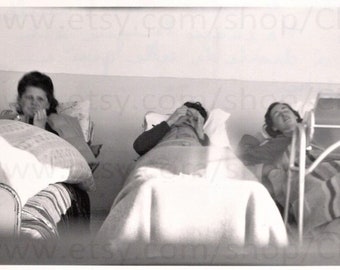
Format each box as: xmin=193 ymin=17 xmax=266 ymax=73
xmin=262 ymin=135 xmax=291 ymax=153
xmin=239 ymin=134 xmax=261 ymax=147
xmin=48 ymin=113 xmax=73 ymax=128
xmin=48 ymin=113 xmax=74 ymax=124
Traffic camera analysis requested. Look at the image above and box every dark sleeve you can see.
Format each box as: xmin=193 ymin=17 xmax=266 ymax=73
xmin=133 ymin=121 xmax=171 ymax=156
xmin=200 ymin=134 xmax=210 ymax=146
xmin=237 ymin=135 xmax=291 ymax=166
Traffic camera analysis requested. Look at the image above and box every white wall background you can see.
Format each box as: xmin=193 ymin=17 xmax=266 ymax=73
xmin=0 ymin=7 xmax=340 ymax=83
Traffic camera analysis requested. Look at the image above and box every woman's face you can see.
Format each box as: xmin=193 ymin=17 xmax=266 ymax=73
xmin=19 ymin=86 xmax=50 ymax=117
xmin=270 ymin=103 xmax=298 ymax=135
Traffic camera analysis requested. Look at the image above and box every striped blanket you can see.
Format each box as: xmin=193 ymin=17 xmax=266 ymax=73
xmin=268 ymin=147 xmax=340 ymax=233
xmin=21 ymin=183 xmax=90 ymax=240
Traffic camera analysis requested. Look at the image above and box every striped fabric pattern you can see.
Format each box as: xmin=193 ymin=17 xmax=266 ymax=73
xmin=278 ymin=148 xmax=340 ymax=233
xmin=20 ymin=183 xmax=72 ymax=240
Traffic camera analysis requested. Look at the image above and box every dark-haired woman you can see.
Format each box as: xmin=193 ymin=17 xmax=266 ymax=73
xmin=1 ymin=71 xmax=91 ymax=239
xmin=237 ymin=102 xmax=302 ymax=166
xmin=1 ymin=71 xmax=59 ymax=134
xmin=133 ymin=101 xmax=210 ymax=156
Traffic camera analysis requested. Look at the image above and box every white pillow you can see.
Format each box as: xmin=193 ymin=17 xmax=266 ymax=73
xmin=57 ymin=100 xmax=91 ymax=142
xmin=143 ymin=112 xmax=169 ymax=131
xmin=203 ymin=108 xmax=231 ymax=147
xmin=143 ymin=108 xmax=231 ymax=148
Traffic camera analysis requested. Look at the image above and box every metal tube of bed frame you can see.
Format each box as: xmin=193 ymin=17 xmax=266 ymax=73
xmin=297 ymin=124 xmax=307 ymax=245
xmin=0 ymin=183 xmax=21 ymax=237
xmin=284 ymin=124 xmax=307 ymax=245
xmin=285 ymin=111 xmax=340 ymax=245
xmin=314 ymin=124 xmax=340 ymax=129
xmin=284 ymin=127 xmax=297 ymax=226
xmin=306 ymin=141 xmax=340 ymax=175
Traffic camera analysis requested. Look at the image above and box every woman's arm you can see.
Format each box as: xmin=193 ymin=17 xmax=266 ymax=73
xmin=237 ymin=135 xmax=291 ymax=165
xmin=0 ymin=110 xmax=19 ymax=120
xmin=0 ymin=110 xmax=31 ymax=123
xmin=133 ymin=121 xmax=171 ymax=156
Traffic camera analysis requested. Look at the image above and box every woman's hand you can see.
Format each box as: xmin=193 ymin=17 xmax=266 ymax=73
xmin=0 ymin=110 xmax=30 ymax=122
xmin=166 ymin=106 xmax=188 ymax=127
xmin=195 ymin=113 xmax=205 ymax=140
xmin=33 ymin=109 xmax=47 ymax=129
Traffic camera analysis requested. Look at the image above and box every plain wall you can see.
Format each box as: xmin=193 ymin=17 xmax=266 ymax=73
xmin=1 ymin=70 xmax=340 ymax=212
xmin=0 ymin=7 xmax=340 ymax=83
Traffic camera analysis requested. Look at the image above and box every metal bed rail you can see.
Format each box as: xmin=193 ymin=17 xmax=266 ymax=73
xmin=285 ymin=114 xmax=340 ymax=245
xmin=0 ymin=183 xmax=21 ymax=237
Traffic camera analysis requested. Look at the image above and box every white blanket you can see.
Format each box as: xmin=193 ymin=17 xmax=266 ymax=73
xmin=0 ymin=119 xmax=94 ymax=206
xmin=0 ymin=136 xmax=70 ymax=205
xmin=96 ymin=145 xmax=288 ymax=262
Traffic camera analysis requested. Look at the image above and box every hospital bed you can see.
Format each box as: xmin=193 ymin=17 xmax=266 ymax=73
xmin=95 ymin=108 xmax=288 ymax=264
xmin=0 ymin=107 xmax=100 ymax=240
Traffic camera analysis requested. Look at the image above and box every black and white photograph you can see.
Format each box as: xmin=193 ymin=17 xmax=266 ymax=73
xmin=1 ymin=0 xmax=340 ymax=266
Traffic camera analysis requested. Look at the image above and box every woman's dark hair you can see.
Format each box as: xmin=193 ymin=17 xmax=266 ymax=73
xmin=184 ymin=101 xmax=208 ymax=123
xmin=17 ymin=71 xmax=58 ymax=115
xmin=264 ymin=102 xmax=302 ymax=138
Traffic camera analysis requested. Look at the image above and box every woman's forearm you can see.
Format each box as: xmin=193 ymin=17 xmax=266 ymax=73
xmin=0 ymin=110 xmax=18 ymax=120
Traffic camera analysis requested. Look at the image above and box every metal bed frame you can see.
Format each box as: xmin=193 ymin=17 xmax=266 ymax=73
xmin=284 ymin=97 xmax=340 ymax=245
xmin=0 ymin=183 xmax=21 ymax=237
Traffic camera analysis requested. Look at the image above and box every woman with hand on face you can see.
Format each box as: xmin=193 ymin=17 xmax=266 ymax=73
xmin=133 ymin=101 xmax=210 ymax=156
xmin=1 ymin=71 xmax=59 ymax=135
xmin=0 ymin=71 xmax=93 ymax=236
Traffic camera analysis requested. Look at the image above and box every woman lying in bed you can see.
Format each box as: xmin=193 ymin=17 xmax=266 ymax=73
xmin=133 ymin=101 xmax=210 ymax=156
xmin=96 ymin=102 xmax=288 ymax=251
xmin=238 ymin=102 xmax=340 ymax=239
xmin=1 ymin=71 xmax=61 ymax=133
xmin=237 ymin=102 xmax=302 ymax=167
xmin=0 ymin=71 xmax=91 ymax=239
xmin=132 ymin=101 xmax=257 ymax=181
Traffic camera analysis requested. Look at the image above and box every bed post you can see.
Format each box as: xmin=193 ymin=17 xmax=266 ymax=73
xmin=0 ymin=183 xmax=21 ymax=238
